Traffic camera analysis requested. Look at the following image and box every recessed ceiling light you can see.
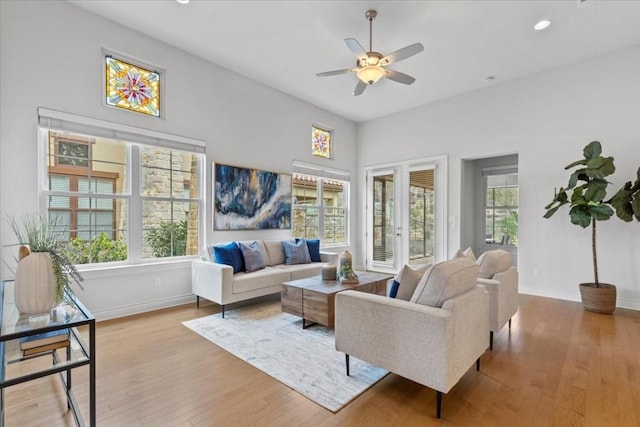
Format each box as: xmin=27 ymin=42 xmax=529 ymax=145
xmin=534 ymin=19 xmax=551 ymax=31
xmin=176 ymin=0 xmax=190 ymax=4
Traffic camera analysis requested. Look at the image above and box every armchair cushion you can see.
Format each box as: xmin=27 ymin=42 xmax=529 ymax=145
xmin=390 ymin=264 xmax=431 ymax=300
xmin=476 ymin=249 xmax=512 ymax=279
xmin=411 ymin=258 xmax=479 ymax=308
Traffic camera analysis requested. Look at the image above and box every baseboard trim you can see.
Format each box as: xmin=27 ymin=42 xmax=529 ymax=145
xmin=92 ymin=294 xmax=195 ymax=321
xmin=519 ymin=286 xmax=640 ymax=311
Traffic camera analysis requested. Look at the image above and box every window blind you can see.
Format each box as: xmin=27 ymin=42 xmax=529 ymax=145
xmin=38 ymin=107 xmax=205 ymax=153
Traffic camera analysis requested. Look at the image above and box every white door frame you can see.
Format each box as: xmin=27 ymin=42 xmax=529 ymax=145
xmin=364 ymin=155 xmax=448 ymax=274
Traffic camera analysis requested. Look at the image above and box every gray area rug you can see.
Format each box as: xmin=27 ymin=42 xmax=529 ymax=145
xmin=183 ymin=301 xmax=388 ymax=412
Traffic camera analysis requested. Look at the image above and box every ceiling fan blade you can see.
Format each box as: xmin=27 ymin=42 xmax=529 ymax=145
xmin=316 ymin=68 xmax=356 ymax=77
xmin=380 ymin=43 xmax=424 ymax=65
xmin=353 ymin=80 xmax=367 ymax=96
xmin=385 ymin=69 xmax=416 ymax=85
xmin=344 ymin=38 xmax=368 ymax=60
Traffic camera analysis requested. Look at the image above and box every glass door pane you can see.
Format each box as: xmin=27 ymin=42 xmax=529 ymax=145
xmin=372 ymin=173 xmax=395 ymax=265
xmin=408 ymin=169 xmax=435 ymax=266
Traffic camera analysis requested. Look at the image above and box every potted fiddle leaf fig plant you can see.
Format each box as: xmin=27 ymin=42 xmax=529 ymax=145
xmin=544 ymin=141 xmax=640 ymax=314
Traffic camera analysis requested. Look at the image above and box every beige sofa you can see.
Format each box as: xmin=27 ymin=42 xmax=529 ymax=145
xmin=335 ymin=258 xmax=489 ymax=419
xmin=192 ymin=240 xmax=337 ymax=317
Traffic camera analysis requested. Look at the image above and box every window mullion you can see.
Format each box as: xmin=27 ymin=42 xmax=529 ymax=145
xmin=128 ymin=145 xmax=143 ymax=262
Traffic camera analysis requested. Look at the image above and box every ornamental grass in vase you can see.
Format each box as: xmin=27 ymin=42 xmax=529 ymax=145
xmin=9 ymin=214 xmax=83 ymax=314
xmin=543 ymin=141 xmax=640 ymax=314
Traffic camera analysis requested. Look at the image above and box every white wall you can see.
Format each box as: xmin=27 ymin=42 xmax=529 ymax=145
xmin=357 ymin=44 xmax=640 ymax=309
xmin=0 ymin=1 xmax=357 ymax=319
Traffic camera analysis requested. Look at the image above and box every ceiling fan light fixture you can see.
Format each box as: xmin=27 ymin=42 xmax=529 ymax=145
xmin=357 ymin=66 xmax=386 ymax=85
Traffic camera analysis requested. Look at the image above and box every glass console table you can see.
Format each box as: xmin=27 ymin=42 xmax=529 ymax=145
xmin=0 ymin=280 xmax=95 ymax=426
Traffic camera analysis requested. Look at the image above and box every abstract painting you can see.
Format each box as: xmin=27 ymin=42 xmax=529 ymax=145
xmin=214 ymin=163 xmax=292 ymax=230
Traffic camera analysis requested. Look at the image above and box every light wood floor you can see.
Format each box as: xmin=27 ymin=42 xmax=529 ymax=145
xmin=5 ymin=294 xmax=640 ymax=426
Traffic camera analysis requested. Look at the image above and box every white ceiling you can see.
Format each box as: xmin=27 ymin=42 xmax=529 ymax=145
xmin=69 ymin=0 xmax=640 ymax=123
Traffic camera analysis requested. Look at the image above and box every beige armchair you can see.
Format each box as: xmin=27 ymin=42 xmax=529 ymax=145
xmin=335 ymin=258 xmax=489 ymax=419
xmin=476 ymin=249 xmax=518 ymax=350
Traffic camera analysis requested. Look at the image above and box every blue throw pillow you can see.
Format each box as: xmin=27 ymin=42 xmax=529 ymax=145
xmin=389 ymin=280 xmax=401 ymax=298
xmin=306 ymin=239 xmax=321 ymax=262
xmin=282 ymin=239 xmax=311 ymax=265
xmin=238 ymin=241 xmax=266 ymax=273
xmin=213 ymin=242 xmax=244 ymax=273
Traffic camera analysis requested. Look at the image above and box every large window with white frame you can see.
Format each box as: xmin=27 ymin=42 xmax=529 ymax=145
xmin=41 ymin=124 xmax=203 ymax=265
xmin=292 ymin=172 xmax=348 ymax=245
xmin=483 ymin=167 xmax=518 ymax=247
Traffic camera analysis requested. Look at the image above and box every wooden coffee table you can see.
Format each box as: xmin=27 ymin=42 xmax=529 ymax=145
xmin=281 ymin=271 xmax=393 ymax=328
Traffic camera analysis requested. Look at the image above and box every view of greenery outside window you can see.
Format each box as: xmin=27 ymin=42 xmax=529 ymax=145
xmin=409 ymin=169 xmax=435 ymax=264
xmin=44 ymin=130 xmax=202 ymax=264
xmin=292 ymin=173 xmax=347 ymax=245
xmin=141 ymin=147 xmax=199 ymax=258
xmin=373 ymin=174 xmax=394 ymax=263
xmin=485 ymin=172 xmax=518 ymax=246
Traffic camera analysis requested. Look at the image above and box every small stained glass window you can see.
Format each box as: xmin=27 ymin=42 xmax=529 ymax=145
xmin=105 ymin=56 xmax=160 ymax=117
xmin=312 ymin=125 xmax=332 ymax=159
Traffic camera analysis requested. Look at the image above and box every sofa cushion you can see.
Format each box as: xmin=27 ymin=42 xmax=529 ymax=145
xmin=389 ymin=264 xmax=431 ymax=300
xmin=212 ymin=242 xmax=244 ymax=274
xmin=263 ymin=240 xmax=285 ymax=266
xmin=410 ymin=258 xmax=480 ymax=308
xmin=232 ymin=267 xmax=291 ymax=294
xmin=455 ymin=246 xmax=476 ymax=262
xmin=238 ymin=241 xmax=266 ymax=273
xmin=476 ymin=249 xmax=512 ymax=279
xmin=274 ymin=263 xmax=323 ymax=280
xmin=282 ymin=239 xmax=311 ymax=265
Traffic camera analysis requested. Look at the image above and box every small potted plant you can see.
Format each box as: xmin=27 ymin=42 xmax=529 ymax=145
xmin=544 ymin=141 xmax=639 ymax=313
xmin=8 ymin=214 xmax=83 ymax=314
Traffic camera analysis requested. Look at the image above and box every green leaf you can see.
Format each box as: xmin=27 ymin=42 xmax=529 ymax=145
xmin=587 ymin=156 xmax=607 ymax=170
xmin=571 ymin=186 xmax=587 ymax=205
xmin=583 ymin=141 xmax=602 ymax=160
xmin=568 ymin=171 xmax=579 ymax=189
xmin=543 ymin=205 xmax=561 ymax=218
xmin=584 ymin=180 xmax=607 ymax=203
xmin=565 ymin=159 xmax=588 ymax=170
xmin=633 ymin=193 xmax=640 ymax=221
xmin=590 ymin=204 xmax=614 ymax=221
xmin=570 ymin=206 xmax=592 ymax=228
xmin=599 ymin=157 xmax=616 ymax=176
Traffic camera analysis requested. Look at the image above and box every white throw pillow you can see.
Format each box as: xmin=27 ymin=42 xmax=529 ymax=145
xmin=476 ymin=249 xmax=512 ymax=279
xmin=411 ymin=258 xmax=480 ymax=307
xmin=391 ymin=264 xmax=431 ymax=301
xmin=455 ymin=246 xmax=476 ymax=262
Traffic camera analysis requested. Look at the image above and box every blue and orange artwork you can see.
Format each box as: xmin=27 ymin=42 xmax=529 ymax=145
xmin=214 ymin=164 xmax=292 ymax=230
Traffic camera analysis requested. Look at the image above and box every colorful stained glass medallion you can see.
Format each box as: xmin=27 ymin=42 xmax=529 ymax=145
xmin=105 ymin=56 xmax=160 ymax=117
xmin=312 ymin=126 xmax=332 ymax=158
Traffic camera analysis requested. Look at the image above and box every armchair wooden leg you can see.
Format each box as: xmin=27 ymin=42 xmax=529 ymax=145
xmin=345 ymin=354 xmax=350 ymax=376
xmin=490 ymin=331 xmax=494 ymax=351
xmin=509 ymin=318 xmax=512 ymax=329
xmin=476 ymin=357 xmax=480 ymax=371
xmin=196 ymin=296 xmax=200 ymax=309
xmin=436 ymin=391 xmax=442 ymax=419
xmin=221 ymin=304 xmax=225 ymax=318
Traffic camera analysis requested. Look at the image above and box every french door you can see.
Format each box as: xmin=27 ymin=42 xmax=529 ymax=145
xmin=366 ymin=157 xmax=446 ymax=273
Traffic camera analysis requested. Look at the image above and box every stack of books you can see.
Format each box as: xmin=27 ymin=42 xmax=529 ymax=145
xmin=19 ymin=329 xmax=70 ymax=356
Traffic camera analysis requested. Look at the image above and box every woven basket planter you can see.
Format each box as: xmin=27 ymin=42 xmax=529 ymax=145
xmin=579 ymin=282 xmax=616 ymax=314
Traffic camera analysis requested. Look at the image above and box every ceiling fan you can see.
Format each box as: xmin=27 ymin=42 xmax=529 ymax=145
xmin=316 ymin=9 xmax=424 ymax=96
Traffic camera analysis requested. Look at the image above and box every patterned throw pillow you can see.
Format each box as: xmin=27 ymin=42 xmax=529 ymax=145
xmin=281 ymin=239 xmax=311 ymax=265
xmin=238 ymin=241 xmax=266 ymax=273
xmin=213 ymin=242 xmax=244 ymax=273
